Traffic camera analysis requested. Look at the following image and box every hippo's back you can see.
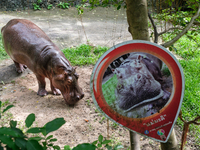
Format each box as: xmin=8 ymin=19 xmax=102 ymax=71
xmin=1 ymin=19 xmax=55 ymax=67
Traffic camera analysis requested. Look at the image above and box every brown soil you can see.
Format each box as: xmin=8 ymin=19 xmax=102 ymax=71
xmin=0 ymin=59 xmax=198 ymax=150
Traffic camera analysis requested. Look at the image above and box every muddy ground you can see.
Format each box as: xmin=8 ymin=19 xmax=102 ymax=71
xmin=0 ymin=7 xmax=198 ymax=150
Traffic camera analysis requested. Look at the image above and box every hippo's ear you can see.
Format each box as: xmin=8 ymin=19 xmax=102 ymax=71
xmin=53 ymin=68 xmax=69 ymax=81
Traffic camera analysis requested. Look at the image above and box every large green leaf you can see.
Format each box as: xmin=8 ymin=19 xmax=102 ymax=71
xmin=25 ymin=113 xmax=35 ymax=128
xmin=2 ymin=105 xmax=14 ymax=113
xmin=15 ymin=138 xmax=27 ymax=149
xmin=26 ymin=140 xmax=43 ymax=150
xmin=72 ymin=143 xmax=96 ymax=150
xmin=11 ymin=127 xmax=25 ymax=138
xmin=0 ymin=135 xmax=16 ymax=149
xmin=0 ymin=127 xmax=21 ymax=137
xmin=26 ymin=127 xmax=44 ymax=134
xmin=43 ymin=118 xmax=66 ymax=136
xmin=28 ymin=136 xmax=44 ymax=141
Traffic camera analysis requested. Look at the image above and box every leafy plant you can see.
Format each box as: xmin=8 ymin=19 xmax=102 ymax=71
xmin=0 ymin=100 xmax=66 ymax=149
xmin=58 ymin=2 xmax=70 ymax=9
xmin=33 ymin=3 xmax=41 ymax=10
xmin=47 ymin=4 xmax=53 ymax=10
xmin=33 ymin=0 xmax=43 ymax=10
xmin=92 ymin=134 xmax=124 ymax=150
xmin=76 ymin=4 xmax=86 ymax=15
xmin=0 ymin=101 xmax=124 ymax=149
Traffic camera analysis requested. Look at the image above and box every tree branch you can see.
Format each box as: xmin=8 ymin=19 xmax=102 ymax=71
xmin=158 ymin=27 xmax=183 ymax=36
xmin=188 ymin=116 xmax=200 ymax=125
xmin=148 ymin=12 xmax=158 ymax=43
xmin=162 ymin=4 xmax=200 ymax=48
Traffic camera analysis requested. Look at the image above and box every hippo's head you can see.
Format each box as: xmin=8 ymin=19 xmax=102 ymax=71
xmin=51 ymin=66 xmax=84 ymax=105
xmin=114 ymin=54 xmax=162 ymax=110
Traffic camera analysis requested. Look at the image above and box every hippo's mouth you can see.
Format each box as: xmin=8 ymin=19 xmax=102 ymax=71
xmin=62 ymin=91 xmax=84 ymax=105
xmin=124 ymin=89 xmax=164 ymax=112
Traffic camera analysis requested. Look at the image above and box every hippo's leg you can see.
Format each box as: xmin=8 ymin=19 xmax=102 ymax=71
xmin=14 ymin=61 xmax=27 ymax=73
xmin=50 ymin=81 xmax=61 ymax=95
xmin=36 ymin=75 xmax=48 ymax=96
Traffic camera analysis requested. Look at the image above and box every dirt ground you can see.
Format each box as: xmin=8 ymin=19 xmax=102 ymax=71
xmin=0 ymin=59 xmax=198 ymax=150
xmin=0 ymin=7 xmax=198 ymax=150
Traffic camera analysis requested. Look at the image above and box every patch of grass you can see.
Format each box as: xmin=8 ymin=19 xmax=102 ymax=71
xmin=178 ymin=58 xmax=200 ymax=145
xmin=0 ymin=34 xmax=8 ymax=60
xmin=102 ymin=74 xmax=118 ymax=105
xmin=180 ymin=59 xmax=200 ymax=119
xmin=0 ymin=38 xmax=109 ymax=65
xmin=162 ymin=30 xmax=200 ymax=146
xmin=62 ymin=44 xmax=108 ymax=66
xmin=162 ymin=31 xmax=200 ymax=60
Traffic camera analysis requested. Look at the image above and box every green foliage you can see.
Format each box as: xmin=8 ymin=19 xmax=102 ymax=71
xmin=155 ymin=9 xmax=192 ymax=27
xmin=0 ymin=101 xmax=66 ymax=149
xmin=76 ymin=4 xmax=86 ymax=15
xmin=47 ymin=4 xmax=53 ymax=10
xmin=58 ymin=2 xmax=70 ymax=9
xmin=92 ymin=134 xmax=123 ymax=150
xmin=0 ymin=101 xmax=124 ymax=149
xmin=62 ymin=44 xmax=108 ymax=66
xmin=162 ymin=31 xmax=200 ymax=60
xmin=179 ymin=58 xmax=200 ymax=145
xmin=180 ymin=59 xmax=200 ymax=120
xmin=33 ymin=0 xmax=42 ymax=10
xmin=0 ymin=34 xmax=8 ymax=60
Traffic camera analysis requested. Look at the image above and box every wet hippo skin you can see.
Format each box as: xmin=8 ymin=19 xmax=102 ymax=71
xmin=1 ymin=19 xmax=84 ymax=105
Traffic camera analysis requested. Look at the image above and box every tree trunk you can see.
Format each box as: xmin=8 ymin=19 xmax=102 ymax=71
xmin=125 ymin=1 xmax=148 ymax=149
xmin=125 ymin=0 xmax=149 ymax=41
xmin=161 ymin=129 xmax=179 ymax=150
xmin=129 ymin=131 xmax=140 ymax=150
xmin=125 ymin=0 xmax=178 ymax=150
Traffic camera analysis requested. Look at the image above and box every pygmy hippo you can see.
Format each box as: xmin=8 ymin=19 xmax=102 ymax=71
xmin=1 ymin=19 xmax=84 ymax=105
